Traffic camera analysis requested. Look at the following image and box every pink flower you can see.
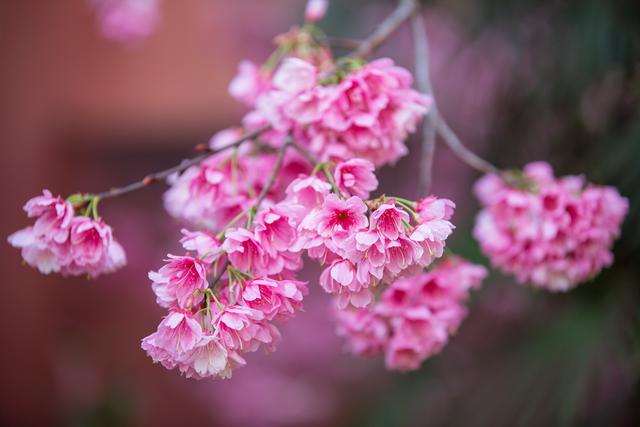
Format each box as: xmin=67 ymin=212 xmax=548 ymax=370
xmin=229 ymin=61 xmax=271 ymax=107
xmin=253 ymin=207 xmax=298 ymax=257
xmin=24 ymin=190 xmax=73 ymax=244
xmin=285 ymin=175 xmax=332 ymax=210
xmin=178 ymin=335 xmax=245 ymax=380
xmin=212 ymin=304 xmax=279 ymax=352
xmin=92 ymin=0 xmax=160 ymax=44
xmin=370 ymin=203 xmax=409 ymax=240
xmin=335 ymin=308 xmax=389 ymax=356
xmin=153 ymin=309 xmax=204 ymax=354
xmin=149 ymin=255 xmax=208 ymax=309
xmin=304 ymin=0 xmax=328 ymax=23
xmin=179 ymin=229 xmax=222 ymax=264
xmin=320 ymin=259 xmax=373 ymax=308
xmin=238 ymin=277 xmax=308 ymax=321
xmin=8 ymin=227 xmax=63 ymax=274
xmin=306 ymin=194 xmax=368 ymax=239
xmin=334 ymin=159 xmax=378 ymax=198
xmin=272 ymin=58 xmax=318 ymax=95
xmin=8 ymin=191 xmax=126 ymax=277
xmin=335 ymin=256 xmax=486 ymax=371
xmin=473 ymin=161 xmax=628 ymax=291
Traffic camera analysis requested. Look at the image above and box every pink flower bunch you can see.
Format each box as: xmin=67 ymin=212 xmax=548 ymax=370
xmin=289 ymin=161 xmax=455 ymax=308
xmin=235 ymin=53 xmax=431 ymax=166
xmin=163 ymin=129 xmax=310 ymax=232
xmin=91 ymin=0 xmax=160 ymax=44
xmin=8 ymin=190 xmax=126 ymax=277
xmin=143 ymin=226 xmax=308 ymax=379
xmin=335 ymin=256 xmax=487 ymax=371
xmin=474 ymin=161 xmax=628 ymax=291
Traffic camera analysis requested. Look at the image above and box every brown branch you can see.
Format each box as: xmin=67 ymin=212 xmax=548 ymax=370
xmin=408 ymin=9 xmax=501 ymax=177
xmin=92 ymin=126 xmax=271 ymax=200
xmin=351 ymin=0 xmax=420 ymax=59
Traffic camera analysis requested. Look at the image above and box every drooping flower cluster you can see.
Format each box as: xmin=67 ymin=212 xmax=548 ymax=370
xmin=474 ymin=161 xmax=628 ymax=291
xmin=91 ymin=0 xmax=160 ymax=44
xmin=335 ymin=256 xmax=487 ymax=371
xmin=8 ymin=190 xmax=126 ymax=277
xmin=143 ymin=223 xmax=308 ymax=379
xmin=224 ymin=22 xmax=432 ymax=167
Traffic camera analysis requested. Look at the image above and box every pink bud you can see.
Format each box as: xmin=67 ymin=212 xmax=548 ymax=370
xmin=304 ymin=0 xmax=328 ymax=23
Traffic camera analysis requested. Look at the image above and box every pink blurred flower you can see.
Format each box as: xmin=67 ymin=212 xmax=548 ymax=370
xmin=474 ymin=161 xmax=628 ymax=291
xmin=305 ymin=0 xmax=328 ymax=23
xmin=92 ymin=0 xmax=160 ymax=44
xmin=229 ymin=61 xmax=271 ymax=107
xmin=335 ymin=256 xmax=486 ymax=371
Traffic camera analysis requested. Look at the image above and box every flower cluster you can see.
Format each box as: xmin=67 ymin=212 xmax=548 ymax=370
xmin=335 ymin=256 xmax=487 ymax=371
xmin=474 ymin=161 xmax=628 ymax=291
xmin=143 ymin=224 xmax=308 ymax=379
xmin=91 ymin=0 xmax=160 ymax=44
xmin=227 ymin=25 xmax=432 ymax=166
xmin=163 ymin=129 xmax=309 ymax=231
xmin=299 ymin=185 xmax=457 ymax=309
xmin=8 ymin=190 xmax=126 ymax=277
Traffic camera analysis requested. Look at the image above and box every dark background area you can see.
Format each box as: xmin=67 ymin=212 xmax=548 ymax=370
xmin=1 ymin=0 xmax=638 ymax=426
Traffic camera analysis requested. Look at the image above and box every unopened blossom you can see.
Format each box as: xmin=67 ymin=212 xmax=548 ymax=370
xmin=474 ymin=161 xmax=628 ymax=291
xmin=304 ymin=0 xmax=328 ymax=23
xmin=149 ymin=255 xmax=208 ymax=309
xmin=8 ymin=190 xmax=126 ymax=277
xmin=335 ymin=256 xmax=486 ymax=371
xmin=92 ymin=0 xmax=160 ymax=44
xmin=334 ymin=159 xmax=379 ymax=199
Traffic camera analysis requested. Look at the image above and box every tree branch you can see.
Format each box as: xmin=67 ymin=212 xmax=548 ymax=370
xmin=351 ymin=0 xmax=420 ymax=59
xmin=92 ymin=125 xmax=271 ymax=200
xmin=409 ymin=8 xmax=501 ymax=177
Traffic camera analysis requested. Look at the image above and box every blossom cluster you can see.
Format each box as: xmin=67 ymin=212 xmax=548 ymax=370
xmin=142 ymin=229 xmax=308 ymax=379
xmin=164 ymin=128 xmax=310 ymax=231
xmin=229 ymin=30 xmax=432 ymax=166
xmin=144 ymin=151 xmax=459 ymax=379
xmin=474 ymin=161 xmax=628 ymax=291
xmin=8 ymin=190 xmax=126 ymax=277
xmin=335 ymin=256 xmax=487 ymax=371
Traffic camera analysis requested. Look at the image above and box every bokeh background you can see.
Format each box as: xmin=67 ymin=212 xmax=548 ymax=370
xmin=1 ymin=0 xmax=639 ymax=426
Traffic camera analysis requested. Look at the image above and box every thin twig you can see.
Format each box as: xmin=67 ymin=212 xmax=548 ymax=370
xmin=408 ymin=8 xmax=501 ymax=177
xmin=436 ymin=119 xmax=501 ymax=175
xmin=209 ymin=259 xmax=230 ymax=290
xmin=328 ymin=37 xmax=362 ymax=50
xmin=92 ymin=126 xmax=271 ymax=200
xmin=351 ymin=0 xmax=420 ymax=59
xmin=411 ymin=13 xmax=437 ymax=195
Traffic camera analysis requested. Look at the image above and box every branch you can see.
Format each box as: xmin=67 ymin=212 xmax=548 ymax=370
xmin=411 ymin=13 xmax=437 ymax=195
xmin=351 ymin=0 xmax=419 ymax=59
xmin=408 ymin=9 xmax=501 ymax=177
xmin=92 ymin=126 xmax=271 ymax=200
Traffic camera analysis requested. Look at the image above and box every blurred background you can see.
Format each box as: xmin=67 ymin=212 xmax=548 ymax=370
xmin=1 ymin=0 xmax=639 ymax=426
